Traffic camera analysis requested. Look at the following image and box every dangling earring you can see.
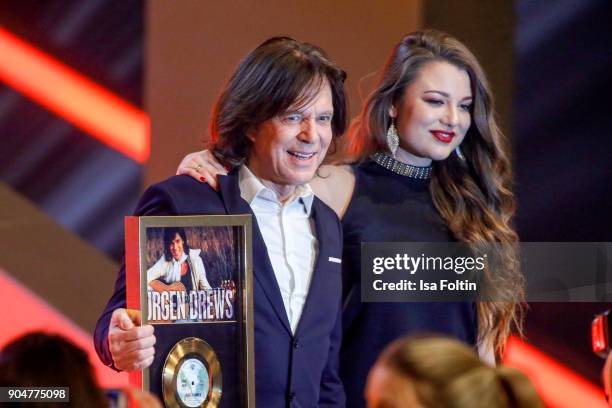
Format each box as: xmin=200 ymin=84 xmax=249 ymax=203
xmin=455 ymin=145 xmax=466 ymax=161
xmin=386 ymin=118 xmax=399 ymax=158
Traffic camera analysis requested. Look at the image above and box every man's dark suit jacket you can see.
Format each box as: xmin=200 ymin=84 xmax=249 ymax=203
xmin=94 ymin=170 xmax=345 ymax=407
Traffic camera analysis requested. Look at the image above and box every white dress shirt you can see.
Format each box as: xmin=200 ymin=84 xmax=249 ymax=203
xmin=239 ymin=165 xmax=318 ymax=333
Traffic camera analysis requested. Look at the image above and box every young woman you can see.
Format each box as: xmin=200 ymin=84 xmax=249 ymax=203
xmin=178 ymin=29 xmax=523 ymax=407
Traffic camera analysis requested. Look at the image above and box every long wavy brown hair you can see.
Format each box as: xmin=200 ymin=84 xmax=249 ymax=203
xmin=348 ymin=29 xmax=523 ymax=357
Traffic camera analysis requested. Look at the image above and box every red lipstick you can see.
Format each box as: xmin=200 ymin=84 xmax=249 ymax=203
xmin=430 ymin=130 xmax=455 ymax=144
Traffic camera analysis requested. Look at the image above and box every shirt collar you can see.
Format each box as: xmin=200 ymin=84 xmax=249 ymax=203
xmin=238 ymin=165 xmax=314 ymax=216
xmin=172 ymin=252 xmax=188 ymax=265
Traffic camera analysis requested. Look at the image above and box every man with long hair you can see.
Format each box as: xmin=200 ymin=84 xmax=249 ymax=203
xmin=147 ymin=227 xmax=211 ymax=292
xmin=95 ymin=37 xmax=348 ymax=406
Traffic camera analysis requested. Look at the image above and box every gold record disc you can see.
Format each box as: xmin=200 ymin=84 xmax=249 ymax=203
xmin=162 ymin=337 xmax=222 ymax=408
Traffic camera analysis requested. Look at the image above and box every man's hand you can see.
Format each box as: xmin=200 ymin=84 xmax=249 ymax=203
xmin=108 ymin=308 xmax=156 ymax=371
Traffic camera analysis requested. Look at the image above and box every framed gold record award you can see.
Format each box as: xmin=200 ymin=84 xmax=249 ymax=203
xmin=125 ymin=215 xmax=255 ymax=407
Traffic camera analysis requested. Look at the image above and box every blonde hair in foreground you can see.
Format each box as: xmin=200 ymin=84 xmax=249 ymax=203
xmin=348 ymin=29 xmax=524 ymax=357
xmin=376 ymin=336 xmax=543 ymax=408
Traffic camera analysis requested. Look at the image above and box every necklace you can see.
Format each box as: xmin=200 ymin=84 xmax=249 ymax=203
xmin=372 ymin=152 xmax=432 ymax=179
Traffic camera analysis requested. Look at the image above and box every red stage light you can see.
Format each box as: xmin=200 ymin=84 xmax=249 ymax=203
xmin=0 ymin=269 xmax=128 ymax=388
xmin=0 ymin=27 xmax=149 ymax=163
xmin=592 ymin=314 xmax=608 ymax=354
xmin=504 ymin=336 xmax=606 ymax=408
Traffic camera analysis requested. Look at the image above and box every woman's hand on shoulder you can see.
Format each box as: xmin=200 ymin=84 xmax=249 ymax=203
xmin=176 ymin=150 xmax=228 ymax=190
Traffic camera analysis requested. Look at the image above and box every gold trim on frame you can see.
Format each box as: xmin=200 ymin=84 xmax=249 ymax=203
xmin=136 ymin=215 xmax=255 ymax=407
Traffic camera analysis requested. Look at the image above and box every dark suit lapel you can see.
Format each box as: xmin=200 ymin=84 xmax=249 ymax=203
xmin=295 ymin=199 xmax=333 ymax=334
xmin=218 ymin=170 xmax=292 ymax=334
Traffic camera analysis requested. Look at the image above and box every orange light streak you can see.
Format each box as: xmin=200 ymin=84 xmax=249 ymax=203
xmin=0 ymin=269 xmax=129 ymax=388
xmin=0 ymin=27 xmax=149 ymax=163
xmin=504 ymin=336 xmax=606 ymax=408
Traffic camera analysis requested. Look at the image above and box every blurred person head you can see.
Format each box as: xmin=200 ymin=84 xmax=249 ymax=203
xmin=349 ymin=29 xmax=523 ymax=357
xmin=163 ymin=227 xmax=190 ymax=261
xmin=0 ymin=332 xmax=108 ymax=407
xmin=365 ymin=336 xmax=543 ymax=408
xmin=210 ymin=36 xmax=348 ymax=191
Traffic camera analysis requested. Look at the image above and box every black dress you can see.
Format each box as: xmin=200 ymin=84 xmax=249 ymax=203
xmin=340 ymin=160 xmax=477 ymax=408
